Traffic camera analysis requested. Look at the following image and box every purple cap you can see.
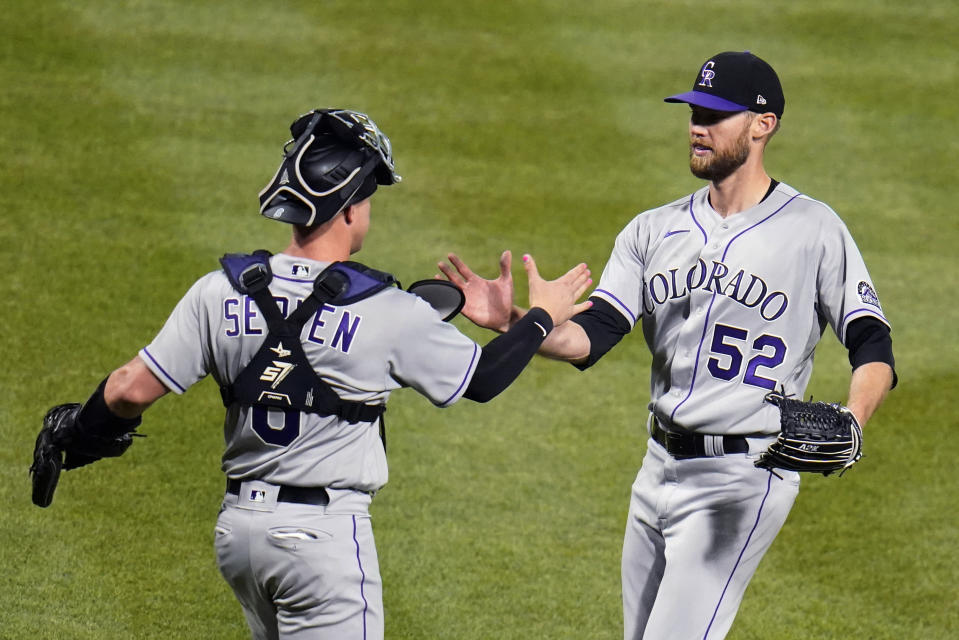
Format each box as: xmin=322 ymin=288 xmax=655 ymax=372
xmin=664 ymin=51 xmax=784 ymax=118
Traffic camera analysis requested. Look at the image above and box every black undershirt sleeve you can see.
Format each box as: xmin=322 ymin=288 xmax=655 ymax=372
xmin=844 ymin=316 xmax=898 ymax=388
xmin=79 ymin=377 xmax=143 ymax=438
xmin=463 ymin=307 xmax=554 ymax=402
xmin=568 ymin=297 xmax=632 ymax=370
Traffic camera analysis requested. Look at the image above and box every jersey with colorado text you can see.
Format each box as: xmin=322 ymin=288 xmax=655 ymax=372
xmin=591 ymin=182 xmax=889 ymax=436
xmin=139 ymin=253 xmax=480 ymax=491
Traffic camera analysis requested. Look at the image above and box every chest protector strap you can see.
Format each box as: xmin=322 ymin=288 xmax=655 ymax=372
xmin=218 ymin=251 xmax=395 ymax=424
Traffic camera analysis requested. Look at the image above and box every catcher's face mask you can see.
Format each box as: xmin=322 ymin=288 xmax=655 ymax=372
xmin=258 ymin=109 xmax=401 ymax=226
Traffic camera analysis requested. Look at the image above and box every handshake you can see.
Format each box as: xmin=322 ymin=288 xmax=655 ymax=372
xmin=437 ymin=250 xmax=593 ymax=333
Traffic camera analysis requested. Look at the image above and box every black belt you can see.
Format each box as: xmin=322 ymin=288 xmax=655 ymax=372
xmin=650 ymin=419 xmax=749 ymax=458
xmin=226 ymin=478 xmax=330 ymax=506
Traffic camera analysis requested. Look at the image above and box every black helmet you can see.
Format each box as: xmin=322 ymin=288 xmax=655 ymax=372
xmin=258 ymin=109 xmax=401 ymax=226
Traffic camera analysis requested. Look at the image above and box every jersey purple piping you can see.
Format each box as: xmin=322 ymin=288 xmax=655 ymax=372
xmin=688 ymin=194 xmax=708 ymax=244
xmin=670 ymin=192 xmax=800 ymax=423
xmin=842 ymin=307 xmax=888 ymax=326
xmin=442 ymin=342 xmax=480 ymax=406
xmin=595 ymin=288 xmax=637 ymax=324
xmin=140 ymin=347 xmax=186 ymax=393
xmin=719 ymin=193 xmax=801 ymax=263
xmin=839 ymin=308 xmax=889 ymax=343
xmin=702 ymin=471 xmax=774 ymax=639
xmin=352 ymin=515 xmax=369 ymax=639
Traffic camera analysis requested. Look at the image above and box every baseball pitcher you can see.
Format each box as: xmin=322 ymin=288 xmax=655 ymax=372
xmin=440 ymin=52 xmax=896 ymax=639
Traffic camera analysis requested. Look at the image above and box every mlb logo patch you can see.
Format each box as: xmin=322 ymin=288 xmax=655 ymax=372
xmin=249 ymin=490 xmax=266 ymax=503
xmin=857 ymin=281 xmax=880 ymax=307
xmin=292 ymin=263 xmax=311 ymax=277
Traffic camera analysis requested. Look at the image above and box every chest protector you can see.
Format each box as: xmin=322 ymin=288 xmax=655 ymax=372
xmin=218 ymin=251 xmax=396 ymax=424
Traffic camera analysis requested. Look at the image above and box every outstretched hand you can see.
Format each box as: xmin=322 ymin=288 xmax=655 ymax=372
xmin=438 ymin=251 xmax=514 ymax=332
xmin=523 ymin=254 xmax=592 ymax=326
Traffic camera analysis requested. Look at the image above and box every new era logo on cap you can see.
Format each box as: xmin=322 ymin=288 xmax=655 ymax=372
xmin=665 ymin=51 xmax=785 ymax=118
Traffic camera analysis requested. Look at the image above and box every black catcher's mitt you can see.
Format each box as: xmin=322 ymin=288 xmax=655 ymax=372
xmin=29 ymin=402 xmax=137 ymax=508
xmin=756 ymin=390 xmax=863 ymax=476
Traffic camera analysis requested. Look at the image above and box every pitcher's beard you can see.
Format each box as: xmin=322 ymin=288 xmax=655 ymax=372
xmin=689 ymin=127 xmax=750 ymax=182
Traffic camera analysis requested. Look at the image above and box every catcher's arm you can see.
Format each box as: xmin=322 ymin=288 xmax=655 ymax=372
xmin=30 ymin=356 xmax=168 ymax=507
xmin=437 ymin=251 xmax=514 ymax=333
xmin=845 ymin=361 xmax=894 ymax=427
xmin=105 ymin=356 xmax=169 ymax=417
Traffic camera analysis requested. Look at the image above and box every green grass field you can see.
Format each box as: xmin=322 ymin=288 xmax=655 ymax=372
xmin=1 ymin=1 xmax=956 ymax=638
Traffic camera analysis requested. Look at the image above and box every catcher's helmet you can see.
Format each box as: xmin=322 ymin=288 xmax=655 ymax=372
xmin=258 ymin=109 xmax=401 ymax=226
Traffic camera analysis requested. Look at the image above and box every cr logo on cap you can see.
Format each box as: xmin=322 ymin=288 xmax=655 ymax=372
xmin=698 ymin=61 xmax=716 ymax=88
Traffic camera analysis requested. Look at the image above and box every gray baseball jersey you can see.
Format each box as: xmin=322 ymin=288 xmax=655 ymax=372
xmin=591 ymin=181 xmax=889 ymax=436
xmin=139 ymin=253 xmax=479 ymax=491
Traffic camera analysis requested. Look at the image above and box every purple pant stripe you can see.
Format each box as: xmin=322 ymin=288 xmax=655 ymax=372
xmin=702 ymin=471 xmax=774 ymax=639
xmin=352 ymin=515 xmax=369 ymax=639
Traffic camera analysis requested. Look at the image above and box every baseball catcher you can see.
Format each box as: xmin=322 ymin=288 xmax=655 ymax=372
xmin=30 ymin=379 xmax=142 ymax=507
xmin=756 ymin=390 xmax=863 ymax=476
xmin=25 ymin=106 xmax=595 ymax=640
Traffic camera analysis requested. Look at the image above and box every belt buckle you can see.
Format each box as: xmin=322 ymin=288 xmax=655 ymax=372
xmin=664 ymin=430 xmax=694 ymax=457
xmin=664 ymin=430 xmax=684 ymax=449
